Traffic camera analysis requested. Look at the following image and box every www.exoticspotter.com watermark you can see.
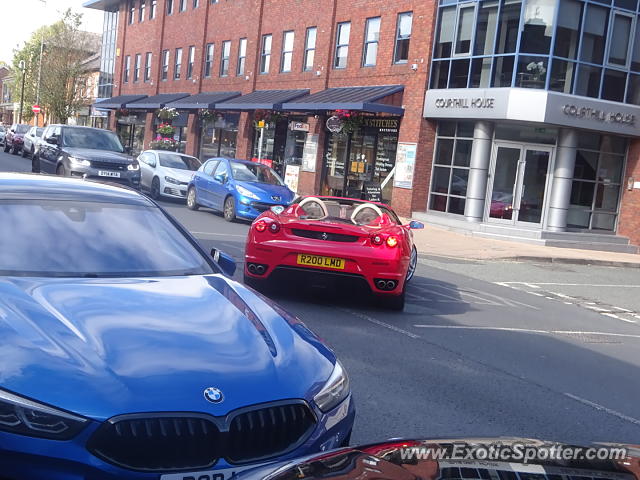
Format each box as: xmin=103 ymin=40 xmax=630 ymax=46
xmin=398 ymin=444 xmax=629 ymax=464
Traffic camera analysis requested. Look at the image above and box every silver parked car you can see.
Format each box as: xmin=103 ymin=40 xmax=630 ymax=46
xmin=22 ymin=126 xmax=44 ymax=159
xmin=138 ymin=150 xmax=201 ymax=200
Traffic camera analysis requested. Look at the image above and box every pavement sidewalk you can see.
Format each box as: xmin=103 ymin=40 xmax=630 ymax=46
xmin=410 ymin=223 xmax=640 ymax=268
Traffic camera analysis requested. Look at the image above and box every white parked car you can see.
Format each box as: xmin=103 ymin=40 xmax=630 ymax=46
xmin=22 ymin=126 xmax=44 ymax=159
xmin=137 ymin=150 xmax=201 ymax=200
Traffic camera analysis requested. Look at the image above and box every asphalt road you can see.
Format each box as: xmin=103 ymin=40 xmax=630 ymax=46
xmin=2 ymin=150 xmax=640 ymax=446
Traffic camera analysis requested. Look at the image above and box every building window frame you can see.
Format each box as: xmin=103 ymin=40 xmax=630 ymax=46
xmin=193 ymin=0 xmax=199 ymax=7
xmin=128 ymin=0 xmax=136 ymax=24
xmin=394 ymin=11 xmax=413 ymax=64
xmin=149 ymin=0 xmax=156 ymax=19
xmin=174 ymin=48 xmax=183 ymax=79
xmin=187 ymin=46 xmax=195 ymax=79
xmin=237 ymin=38 xmax=247 ymax=76
xmin=161 ymin=49 xmax=169 ymax=81
xmin=123 ymin=55 xmax=131 ymax=83
xmin=133 ymin=53 xmax=141 ymax=82
xmin=139 ymin=0 xmax=145 ymax=22
xmin=167 ymin=0 xmax=173 ymax=15
xmin=605 ymin=11 xmax=635 ymax=69
xmin=303 ymin=27 xmax=317 ymax=72
xmin=144 ymin=52 xmax=152 ymax=82
xmin=362 ymin=16 xmax=381 ymax=67
xmin=281 ymin=30 xmax=295 ymax=73
xmin=179 ymin=0 xmax=186 ymax=12
xmin=334 ymin=21 xmax=351 ymax=69
xmin=260 ymin=34 xmax=272 ymax=74
xmin=220 ymin=40 xmax=231 ymax=77
xmin=204 ymin=43 xmax=214 ymax=78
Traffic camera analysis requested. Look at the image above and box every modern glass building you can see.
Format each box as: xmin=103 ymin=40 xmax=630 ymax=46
xmin=422 ymin=0 xmax=640 ymax=245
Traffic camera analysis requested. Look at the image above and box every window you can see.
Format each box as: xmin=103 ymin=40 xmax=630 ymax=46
xmin=174 ymin=48 xmax=182 ymax=79
xmin=187 ymin=46 xmax=195 ymax=79
xmin=204 ymin=43 xmax=214 ymax=77
xmin=334 ymin=22 xmax=350 ymax=69
xmin=260 ymin=34 xmax=272 ymax=74
xmin=303 ymin=27 xmax=317 ymax=71
xmin=281 ymin=31 xmax=295 ymax=72
xmin=434 ymin=7 xmax=455 ymax=58
xmin=474 ymin=1 xmax=498 ymax=56
xmin=139 ymin=0 xmax=145 ymax=22
xmin=237 ymin=38 xmax=247 ymax=76
xmin=134 ymin=53 xmax=141 ymax=82
xmin=363 ymin=17 xmax=380 ymax=67
xmin=167 ymin=0 xmax=173 ymax=15
xmin=150 ymin=0 xmax=156 ymax=19
xmin=129 ymin=0 xmax=135 ymax=24
xmin=144 ymin=52 xmax=152 ymax=82
xmin=580 ymin=4 xmax=608 ymax=64
xmin=429 ymin=122 xmax=474 ymax=216
xmin=554 ymin=0 xmax=582 ymax=59
xmin=454 ymin=7 xmax=474 ymax=56
xmin=123 ymin=55 xmax=131 ymax=83
xmin=214 ymin=161 xmax=229 ymax=183
xmin=162 ymin=49 xmax=169 ymax=80
xmin=495 ymin=0 xmax=521 ymax=54
xmin=179 ymin=0 xmax=186 ymax=12
xmin=193 ymin=0 xmax=199 ymax=6
xmin=394 ymin=12 xmax=412 ymax=63
xmin=608 ymin=13 xmax=634 ymax=67
xmin=520 ymin=0 xmax=556 ymax=54
xmin=220 ymin=40 xmax=231 ymax=76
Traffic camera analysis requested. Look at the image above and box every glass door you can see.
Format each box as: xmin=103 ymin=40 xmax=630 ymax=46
xmin=487 ymin=144 xmax=552 ymax=225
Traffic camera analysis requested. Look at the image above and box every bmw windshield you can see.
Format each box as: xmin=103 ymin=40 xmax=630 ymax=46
xmin=230 ymin=161 xmax=284 ymax=186
xmin=0 ymin=200 xmax=214 ymax=277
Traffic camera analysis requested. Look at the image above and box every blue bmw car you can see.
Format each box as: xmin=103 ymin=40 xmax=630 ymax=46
xmin=0 ymin=174 xmax=354 ymax=480
xmin=187 ymin=158 xmax=296 ymax=221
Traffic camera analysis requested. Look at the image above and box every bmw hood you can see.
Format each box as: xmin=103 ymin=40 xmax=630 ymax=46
xmin=236 ymin=181 xmax=294 ymax=204
xmin=0 ymin=275 xmax=334 ymax=420
xmin=65 ymin=147 xmax=132 ymax=164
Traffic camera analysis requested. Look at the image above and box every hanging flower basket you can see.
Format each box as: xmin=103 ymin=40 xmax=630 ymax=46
xmin=156 ymin=123 xmax=175 ymax=136
xmin=149 ymin=135 xmax=179 ymax=151
xmin=198 ymin=109 xmax=217 ymax=122
xmin=115 ymin=108 xmax=130 ymax=118
xmin=253 ymin=109 xmax=285 ymax=129
xmin=157 ymin=107 xmax=179 ymax=121
xmin=332 ymin=109 xmax=364 ymax=134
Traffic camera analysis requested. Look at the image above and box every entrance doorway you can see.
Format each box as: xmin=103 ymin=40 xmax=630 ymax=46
xmin=116 ymin=123 xmax=145 ymax=156
xmin=486 ymin=143 xmax=553 ymax=226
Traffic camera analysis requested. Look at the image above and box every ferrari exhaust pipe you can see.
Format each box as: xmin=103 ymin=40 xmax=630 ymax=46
xmin=376 ymin=280 xmax=387 ymax=290
xmin=248 ymin=264 xmax=257 ymax=273
xmin=386 ymin=281 xmax=397 ymax=290
xmin=255 ymin=265 xmax=266 ymax=275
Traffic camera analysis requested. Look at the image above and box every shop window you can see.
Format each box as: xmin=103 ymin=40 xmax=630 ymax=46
xmin=260 ymin=35 xmax=272 ymax=74
xmin=187 ymin=46 xmax=195 ymax=79
xmin=144 ymin=52 xmax=152 ymax=82
xmin=304 ymin=27 xmax=317 ymax=71
xmin=394 ymin=12 xmax=413 ymax=63
xmin=495 ymin=0 xmax=521 ymax=54
xmin=449 ymin=59 xmax=470 ymax=88
xmin=549 ymin=59 xmax=576 ymax=93
xmin=161 ymin=50 xmax=169 ymax=81
xmin=134 ymin=53 xmax=141 ymax=82
xmin=430 ymin=60 xmax=450 ymax=88
xmin=281 ymin=31 xmax=294 ymax=73
xmin=204 ymin=44 xmax=214 ymax=78
xmin=454 ymin=6 xmax=474 ymax=56
xmin=237 ymin=38 xmax=247 ymax=76
xmin=363 ymin=17 xmax=381 ymax=67
xmin=491 ymin=55 xmax=515 ymax=86
xmin=520 ymin=0 xmax=555 ymax=54
xmin=174 ymin=48 xmax=182 ymax=80
xmin=200 ymin=113 xmax=239 ymax=159
xmin=220 ymin=41 xmax=231 ymax=77
xmin=434 ymin=7 xmax=455 ymax=58
xmin=608 ymin=13 xmax=634 ymax=67
xmin=123 ymin=55 xmax=130 ymax=83
xmin=470 ymin=57 xmax=492 ymax=87
xmin=580 ymin=4 xmax=608 ymax=64
xmin=139 ymin=0 xmax=145 ymax=22
xmin=554 ymin=0 xmax=583 ymax=60
xmin=601 ymin=69 xmax=627 ymax=102
xmin=150 ymin=0 xmax=156 ymax=19
xmin=515 ymin=56 xmax=547 ymax=89
xmin=334 ymin=22 xmax=351 ymax=69
xmin=473 ymin=0 xmax=499 ymax=56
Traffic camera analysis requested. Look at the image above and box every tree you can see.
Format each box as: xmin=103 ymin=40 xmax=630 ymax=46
xmin=10 ymin=9 xmax=99 ymax=124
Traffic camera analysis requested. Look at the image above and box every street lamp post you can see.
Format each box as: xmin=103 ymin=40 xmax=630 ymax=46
xmin=18 ymin=60 xmax=26 ymax=124
xmin=36 ymin=0 xmax=46 ymax=126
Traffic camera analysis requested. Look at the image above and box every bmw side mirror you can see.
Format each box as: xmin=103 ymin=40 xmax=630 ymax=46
xmin=407 ymin=220 xmax=425 ymax=230
xmin=211 ymin=248 xmax=236 ymax=277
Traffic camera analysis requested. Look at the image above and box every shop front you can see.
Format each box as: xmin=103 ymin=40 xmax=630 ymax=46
xmin=422 ymin=88 xmax=640 ymax=235
xmin=115 ymin=111 xmax=146 ymax=155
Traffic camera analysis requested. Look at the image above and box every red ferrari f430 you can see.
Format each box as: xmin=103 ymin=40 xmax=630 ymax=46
xmin=244 ymin=196 xmax=424 ymax=310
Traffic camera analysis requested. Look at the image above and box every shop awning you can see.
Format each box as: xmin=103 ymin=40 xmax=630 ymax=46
xmin=94 ymin=95 xmax=148 ymax=109
xmin=167 ymin=91 xmax=242 ymax=110
xmin=126 ymin=93 xmax=190 ymax=109
xmin=281 ymin=85 xmax=405 ymax=115
xmin=215 ymin=89 xmax=309 ymax=111
xmin=83 ymin=0 xmax=120 ymax=11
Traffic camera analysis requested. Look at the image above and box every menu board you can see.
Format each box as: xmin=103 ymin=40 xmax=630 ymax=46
xmin=364 ymin=183 xmax=382 ymax=202
xmin=394 ymin=142 xmax=417 ymax=189
xmin=301 ymin=134 xmax=319 ymax=172
xmin=284 ymin=165 xmax=300 ymax=193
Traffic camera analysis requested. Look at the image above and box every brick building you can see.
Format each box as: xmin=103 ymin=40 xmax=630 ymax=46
xmin=0 ymin=66 xmax=14 ymax=125
xmin=86 ymin=0 xmax=640 ymax=251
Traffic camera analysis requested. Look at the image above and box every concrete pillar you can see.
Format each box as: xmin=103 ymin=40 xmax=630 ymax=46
xmin=547 ymin=128 xmax=578 ymax=232
xmin=464 ymin=121 xmax=494 ymax=222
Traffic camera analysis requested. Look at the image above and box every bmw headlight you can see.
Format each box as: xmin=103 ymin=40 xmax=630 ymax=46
xmin=69 ymin=156 xmax=91 ymax=167
xmin=313 ymin=361 xmax=350 ymax=413
xmin=0 ymin=389 xmax=87 ymax=440
xmin=128 ymin=160 xmax=140 ymax=171
xmin=236 ymin=185 xmax=260 ymax=200
xmin=164 ymin=176 xmax=180 ymax=184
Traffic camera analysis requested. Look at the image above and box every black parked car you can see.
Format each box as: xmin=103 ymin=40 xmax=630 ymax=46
xmin=33 ymin=125 xmax=141 ymax=188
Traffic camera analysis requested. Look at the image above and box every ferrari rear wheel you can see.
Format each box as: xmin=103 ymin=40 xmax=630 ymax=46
xmin=378 ymin=288 xmax=405 ymax=311
xmin=406 ymin=247 xmax=418 ymax=282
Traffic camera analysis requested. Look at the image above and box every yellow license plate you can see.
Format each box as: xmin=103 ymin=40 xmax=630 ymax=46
xmin=297 ymin=254 xmax=346 ymax=270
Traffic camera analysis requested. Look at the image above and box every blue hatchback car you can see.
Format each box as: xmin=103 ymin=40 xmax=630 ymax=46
xmin=0 ymin=174 xmax=354 ymax=480
xmin=187 ymin=158 xmax=296 ymax=221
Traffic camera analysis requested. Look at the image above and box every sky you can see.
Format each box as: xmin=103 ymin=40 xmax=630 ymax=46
xmin=0 ymin=0 xmax=103 ymax=65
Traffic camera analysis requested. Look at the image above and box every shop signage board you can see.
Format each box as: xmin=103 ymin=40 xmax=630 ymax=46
xmin=289 ymin=121 xmax=310 ymax=132
xmin=364 ymin=183 xmax=382 ymax=202
xmin=284 ymin=165 xmax=300 ymax=193
xmin=302 ymin=134 xmax=319 ymax=172
xmin=394 ymin=142 xmax=417 ymax=189
xmin=326 ymin=116 xmax=343 ymax=133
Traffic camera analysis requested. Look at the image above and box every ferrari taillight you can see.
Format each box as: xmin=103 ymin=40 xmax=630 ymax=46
xmin=371 ymin=234 xmax=383 ymax=245
xmin=386 ymin=236 xmax=398 ymax=248
xmin=255 ymin=220 xmax=267 ymax=232
xmin=268 ymin=221 xmax=280 ymax=233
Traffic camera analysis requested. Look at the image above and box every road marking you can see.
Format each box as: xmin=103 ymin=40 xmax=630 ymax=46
xmin=497 ymin=282 xmax=640 ymax=288
xmin=564 ymin=393 xmax=640 ymax=427
xmin=613 ymin=306 xmax=633 ymax=312
xmin=584 ymin=305 xmax=611 ymax=312
xmin=340 ymin=309 xmax=420 ymax=339
xmin=417 ymin=283 xmax=539 ymax=309
xmin=412 ymin=324 xmax=640 ymax=339
xmin=192 ymin=231 xmax=245 ymax=238
xmin=601 ymin=312 xmax=637 ymax=323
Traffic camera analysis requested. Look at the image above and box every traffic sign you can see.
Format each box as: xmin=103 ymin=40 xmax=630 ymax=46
xmin=32 ymin=105 xmax=41 ymax=115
